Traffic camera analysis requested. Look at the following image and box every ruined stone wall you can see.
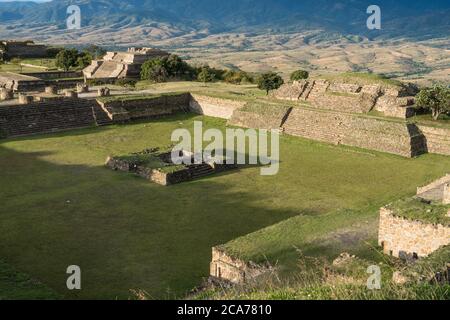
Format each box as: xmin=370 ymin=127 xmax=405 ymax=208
xmin=3 ymin=42 xmax=48 ymax=59
xmin=0 ymin=98 xmax=110 ymax=137
xmin=228 ymin=107 xmax=290 ymax=130
xmin=21 ymin=71 xmax=83 ymax=80
xmin=273 ymin=80 xmax=415 ymax=119
xmin=189 ymin=94 xmax=245 ymax=119
xmin=378 ymin=207 xmax=450 ymax=258
xmin=99 ymin=93 xmax=190 ymax=122
xmin=210 ymin=247 xmax=269 ymax=284
xmin=417 ymin=174 xmax=450 ymax=195
xmin=282 ymin=107 xmax=427 ymax=157
xmin=418 ymin=125 xmax=450 ymax=156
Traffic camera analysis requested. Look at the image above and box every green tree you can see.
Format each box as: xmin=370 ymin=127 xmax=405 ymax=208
xmin=140 ymin=57 xmax=169 ymax=82
xmin=416 ymin=85 xmax=450 ymax=120
xmin=55 ymin=49 xmax=79 ymax=72
xmin=290 ymin=70 xmax=309 ymax=81
xmin=223 ymin=70 xmax=254 ymax=85
xmin=77 ymin=52 xmax=93 ymax=69
xmin=257 ymin=72 xmax=284 ymax=95
xmin=197 ymin=66 xmax=216 ymax=84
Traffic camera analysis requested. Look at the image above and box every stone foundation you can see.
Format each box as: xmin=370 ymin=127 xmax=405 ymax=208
xmin=418 ymin=125 xmax=450 ymax=156
xmin=282 ymin=107 xmax=426 ymax=157
xmin=189 ymin=94 xmax=245 ymax=119
xmin=0 ymin=88 xmax=13 ymax=100
xmin=273 ymin=80 xmax=416 ymax=118
xmin=0 ymin=98 xmax=111 ymax=137
xmin=210 ymin=247 xmax=271 ymax=284
xmin=98 ymin=93 xmax=190 ymax=122
xmin=378 ymin=207 xmax=450 ymax=258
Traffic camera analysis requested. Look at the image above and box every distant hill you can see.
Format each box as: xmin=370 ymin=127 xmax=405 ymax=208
xmin=0 ymin=0 xmax=449 ymax=41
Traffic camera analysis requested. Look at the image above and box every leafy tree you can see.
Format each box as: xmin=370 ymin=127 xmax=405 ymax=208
xmin=141 ymin=54 xmax=194 ymax=82
xmin=197 ymin=66 xmax=216 ymax=84
xmin=290 ymin=70 xmax=309 ymax=81
xmin=55 ymin=49 xmax=79 ymax=72
xmin=140 ymin=57 xmax=169 ymax=82
xmin=46 ymin=47 xmax=63 ymax=58
xmin=416 ymin=85 xmax=450 ymax=120
xmin=77 ymin=52 xmax=93 ymax=69
xmin=223 ymin=70 xmax=254 ymax=85
xmin=257 ymin=72 xmax=284 ymax=95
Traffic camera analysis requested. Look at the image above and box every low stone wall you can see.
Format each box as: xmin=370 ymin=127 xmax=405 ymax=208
xmin=105 ymin=157 xmax=187 ymax=186
xmin=98 ymin=93 xmax=190 ymax=122
xmin=228 ymin=106 xmax=290 ymax=130
xmin=21 ymin=71 xmax=83 ymax=80
xmin=189 ymin=94 xmax=245 ymax=119
xmin=0 ymin=98 xmax=111 ymax=137
xmin=418 ymin=125 xmax=450 ymax=156
xmin=282 ymin=107 xmax=427 ymax=157
xmin=378 ymin=207 xmax=450 ymax=258
xmin=417 ymin=174 xmax=450 ymax=195
xmin=210 ymin=247 xmax=270 ymax=284
xmin=273 ymin=80 xmax=416 ymax=119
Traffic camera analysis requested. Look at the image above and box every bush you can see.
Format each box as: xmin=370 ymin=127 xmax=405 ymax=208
xmin=416 ymin=85 xmax=450 ymax=120
xmin=257 ymin=72 xmax=284 ymax=95
xmin=290 ymin=70 xmax=309 ymax=81
xmin=140 ymin=54 xmax=195 ymax=82
xmin=223 ymin=70 xmax=254 ymax=85
xmin=55 ymin=49 xmax=79 ymax=72
xmin=46 ymin=47 xmax=63 ymax=59
xmin=197 ymin=66 xmax=216 ymax=83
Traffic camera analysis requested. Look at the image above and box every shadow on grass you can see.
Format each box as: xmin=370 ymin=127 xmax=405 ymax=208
xmin=0 ymin=145 xmax=300 ymax=300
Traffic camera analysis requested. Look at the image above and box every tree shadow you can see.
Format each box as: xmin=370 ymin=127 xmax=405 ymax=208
xmin=0 ymin=145 xmax=300 ymax=300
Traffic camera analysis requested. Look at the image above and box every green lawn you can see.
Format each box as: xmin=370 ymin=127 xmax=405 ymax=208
xmin=1 ymin=113 xmax=450 ymax=299
xmin=0 ymin=260 xmax=59 ymax=300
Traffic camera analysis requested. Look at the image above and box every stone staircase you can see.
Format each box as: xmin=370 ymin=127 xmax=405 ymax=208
xmin=0 ymin=99 xmax=111 ymax=137
xmin=92 ymin=61 xmax=123 ymax=79
xmin=188 ymin=163 xmax=215 ymax=179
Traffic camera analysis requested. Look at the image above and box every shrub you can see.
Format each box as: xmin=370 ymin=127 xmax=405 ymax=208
xmin=55 ymin=49 xmax=79 ymax=72
xmin=257 ymin=72 xmax=284 ymax=95
xmin=223 ymin=70 xmax=254 ymax=85
xmin=141 ymin=54 xmax=195 ymax=82
xmin=290 ymin=70 xmax=309 ymax=81
xmin=416 ymin=85 xmax=450 ymax=120
xmin=197 ymin=66 xmax=216 ymax=84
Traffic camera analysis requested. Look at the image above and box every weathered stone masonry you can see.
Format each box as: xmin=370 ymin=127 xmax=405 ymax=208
xmin=378 ymin=207 xmax=450 ymax=258
xmin=210 ymin=247 xmax=271 ymax=284
xmin=283 ymin=108 xmax=427 ymax=157
xmin=189 ymin=94 xmax=245 ymax=120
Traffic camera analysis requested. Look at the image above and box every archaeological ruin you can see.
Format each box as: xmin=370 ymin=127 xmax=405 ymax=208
xmin=0 ymin=40 xmax=49 ymax=60
xmin=83 ymin=47 xmax=169 ymax=80
xmin=106 ymin=148 xmax=238 ymax=186
xmin=379 ymin=175 xmax=450 ymax=259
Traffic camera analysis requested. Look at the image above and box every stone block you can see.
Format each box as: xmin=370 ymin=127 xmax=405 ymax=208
xmin=18 ymin=94 xmax=33 ymax=104
xmin=45 ymin=86 xmax=57 ymax=95
xmin=0 ymin=88 xmax=13 ymax=100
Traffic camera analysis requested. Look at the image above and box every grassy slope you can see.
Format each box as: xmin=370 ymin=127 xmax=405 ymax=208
xmin=1 ymin=113 xmax=450 ymax=299
xmin=0 ymin=260 xmax=59 ymax=300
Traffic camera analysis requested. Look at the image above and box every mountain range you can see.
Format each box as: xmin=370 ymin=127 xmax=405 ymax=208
xmin=0 ymin=0 xmax=449 ymax=41
xmin=0 ymin=0 xmax=449 ymax=86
